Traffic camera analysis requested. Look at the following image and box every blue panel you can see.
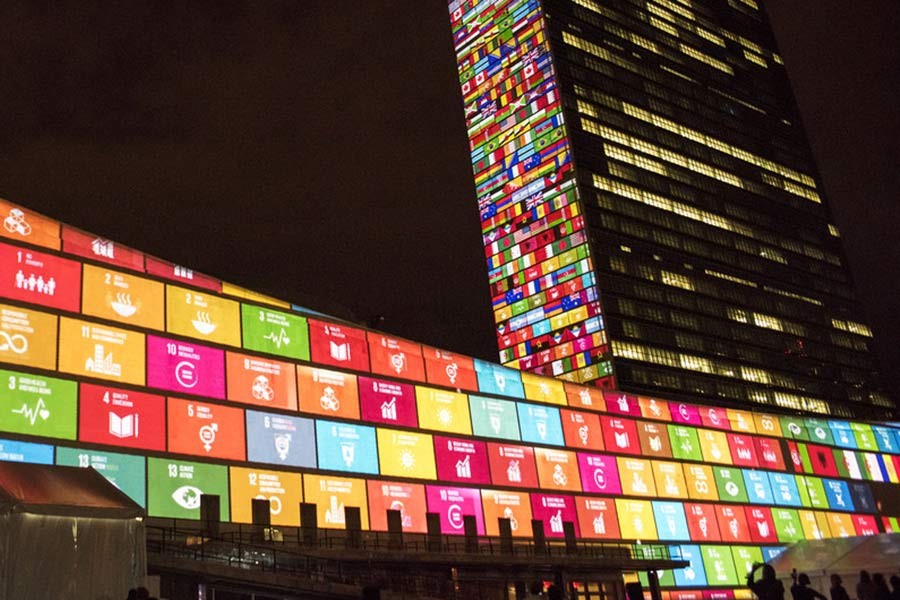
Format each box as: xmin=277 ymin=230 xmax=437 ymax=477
xmin=674 ymin=544 xmax=707 ymax=587
xmin=742 ymin=470 xmax=774 ymax=504
xmin=517 ymin=402 xmax=564 ymax=446
xmin=823 ymin=478 xmax=855 ymax=511
xmin=652 ymin=501 xmax=690 ymax=541
xmin=473 ymin=359 xmax=525 ymax=398
xmin=872 ymin=426 xmax=899 ymax=453
xmin=315 ymin=420 xmax=378 ymax=475
xmin=762 ymin=546 xmax=786 ymax=562
xmin=769 ymin=472 xmax=802 ymax=507
xmin=246 ymin=410 xmax=317 ymax=468
xmin=0 ymin=437 xmax=53 ymax=464
xmin=829 ymin=421 xmax=858 ymax=449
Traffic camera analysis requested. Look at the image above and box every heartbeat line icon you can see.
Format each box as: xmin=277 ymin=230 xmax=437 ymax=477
xmin=12 ymin=398 xmax=50 ymax=426
xmin=262 ymin=329 xmax=290 ymax=348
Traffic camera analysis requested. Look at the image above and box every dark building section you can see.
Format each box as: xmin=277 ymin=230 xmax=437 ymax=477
xmin=448 ymin=0 xmax=891 ymax=417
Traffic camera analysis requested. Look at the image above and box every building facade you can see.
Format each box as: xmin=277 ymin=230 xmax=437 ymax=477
xmin=1 ymin=198 xmax=900 ymax=598
xmin=447 ymin=0 xmax=891 ymax=418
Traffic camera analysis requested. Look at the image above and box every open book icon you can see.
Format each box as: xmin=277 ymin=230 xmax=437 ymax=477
xmin=330 ymin=341 xmax=350 ymax=361
xmin=109 ymin=412 xmax=138 ymax=438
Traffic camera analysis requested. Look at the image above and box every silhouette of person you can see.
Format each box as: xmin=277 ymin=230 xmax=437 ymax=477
xmin=791 ymin=573 xmax=826 ymax=600
xmin=748 ymin=563 xmax=785 ymax=600
xmin=830 ymin=574 xmax=850 ymax=600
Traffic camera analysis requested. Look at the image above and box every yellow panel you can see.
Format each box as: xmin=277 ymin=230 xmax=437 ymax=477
xmin=815 ymin=511 xmax=833 ymax=539
xmin=698 ymin=429 xmax=732 ymax=464
xmin=58 ymin=317 xmax=145 ymax=385
xmin=415 ymin=386 xmax=472 ymax=435
xmin=0 ymin=303 xmax=57 ymax=370
xmin=303 ymin=474 xmax=369 ymax=530
xmin=617 ymin=457 xmax=657 ymax=497
xmin=826 ymin=512 xmax=854 ymax=538
xmin=221 ymin=282 xmax=290 ymax=309
xmin=166 ymin=285 xmax=241 ymax=346
xmin=797 ymin=510 xmax=825 ymax=540
xmin=615 ymin=498 xmax=658 ymax=540
xmin=754 ymin=413 xmax=782 ymax=437
xmin=727 ymin=409 xmax=756 ymax=433
xmin=521 ymin=372 xmax=566 ymax=405
xmin=82 ymin=264 xmax=164 ymax=330
xmin=684 ymin=464 xmax=719 ymax=501
xmin=377 ymin=429 xmax=436 ymax=480
xmin=229 ymin=466 xmax=303 ymax=526
xmin=651 ymin=460 xmax=688 ymax=498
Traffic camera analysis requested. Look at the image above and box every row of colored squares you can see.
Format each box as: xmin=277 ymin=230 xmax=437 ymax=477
xmin=0 ymin=280 xmax=600 ymax=407
xmin=1 ymin=261 xmax=893 ymax=461
xmin=642 ymin=544 xmax=784 ymax=589
xmin=0 ymin=372 xmax=879 ymax=514
xmin=0 ymin=437 xmax=880 ymax=547
xmin=0 ymin=201 xmax=297 ymax=305
xmin=3 ymin=365 xmax=898 ymax=499
xmin=1 ymin=306 xmax=893 ymax=471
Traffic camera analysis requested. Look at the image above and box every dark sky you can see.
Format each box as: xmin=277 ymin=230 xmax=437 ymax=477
xmin=1 ymin=1 xmax=898 ymax=400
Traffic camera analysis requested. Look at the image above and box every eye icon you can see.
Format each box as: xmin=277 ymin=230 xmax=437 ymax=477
xmin=172 ymin=485 xmax=203 ymax=509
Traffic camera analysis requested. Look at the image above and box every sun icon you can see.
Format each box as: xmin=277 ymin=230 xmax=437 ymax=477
xmin=400 ymin=450 xmax=416 ymax=470
xmin=438 ymin=408 xmax=453 ymax=425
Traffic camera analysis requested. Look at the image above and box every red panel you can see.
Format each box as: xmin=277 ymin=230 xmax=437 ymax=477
xmin=716 ymin=504 xmax=752 ymax=543
xmin=685 ymin=502 xmax=721 ymax=542
xmin=78 ymin=383 xmax=166 ymax=451
xmin=423 ymin=346 xmax=478 ymax=391
xmin=600 ymin=416 xmax=641 ymax=456
xmin=699 ymin=406 xmax=731 ymax=430
xmin=367 ymin=333 xmax=425 ymax=381
xmin=0 ymin=242 xmax=81 ymax=312
xmin=852 ymin=514 xmax=879 ymax=536
xmin=787 ymin=441 xmax=805 ymax=472
xmin=434 ymin=436 xmax=491 ymax=485
xmin=62 ymin=226 xmax=144 ymax=271
xmin=144 ymin=256 xmax=221 ymax=292
xmin=756 ymin=437 xmax=786 ymax=471
xmin=487 ymin=442 xmax=538 ymax=488
xmin=727 ymin=433 xmax=759 ymax=467
xmin=308 ymin=319 xmax=370 ymax=372
xmin=807 ymin=443 xmax=840 ymax=477
xmin=560 ymin=409 xmax=603 ymax=451
xmin=745 ymin=506 xmax=778 ymax=543
xmin=602 ymin=391 xmax=641 ymax=416
xmin=166 ymin=397 xmax=246 ymax=461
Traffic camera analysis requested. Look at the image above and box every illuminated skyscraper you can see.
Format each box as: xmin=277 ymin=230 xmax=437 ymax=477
xmin=447 ymin=0 xmax=891 ymax=418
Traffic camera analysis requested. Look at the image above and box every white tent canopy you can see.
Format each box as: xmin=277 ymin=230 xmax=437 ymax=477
xmin=0 ymin=462 xmax=146 ymax=600
xmin=766 ymin=534 xmax=900 ymax=594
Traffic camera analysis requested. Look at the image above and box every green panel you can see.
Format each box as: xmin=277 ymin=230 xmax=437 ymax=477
xmin=855 ymin=427 xmax=878 ymax=452
xmin=799 ymin=476 xmax=829 ymax=509
xmin=56 ymin=447 xmax=146 ymax=507
xmin=731 ymin=546 xmax=764 ymax=581
xmin=781 ymin=416 xmax=809 ymax=440
xmin=771 ymin=508 xmax=804 ymax=543
xmin=797 ymin=444 xmax=814 ymax=473
xmin=805 ymin=418 xmax=834 ymax=445
xmin=469 ymin=395 xmax=520 ymax=440
xmin=0 ymin=369 xmax=77 ymax=440
xmin=240 ymin=305 xmax=309 ymax=361
xmin=713 ymin=466 xmax=749 ymax=503
xmin=147 ymin=457 xmax=229 ymax=520
xmin=701 ymin=545 xmax=739 ymax=586
xmin=668 ymin=425 xmax=702 ymax=461
xmin=794 ymin=475 xmax=812 ymax=508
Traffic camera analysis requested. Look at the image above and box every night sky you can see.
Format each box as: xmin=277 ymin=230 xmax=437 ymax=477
xmin=1 ymin=1 xmax=898 ymax=401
